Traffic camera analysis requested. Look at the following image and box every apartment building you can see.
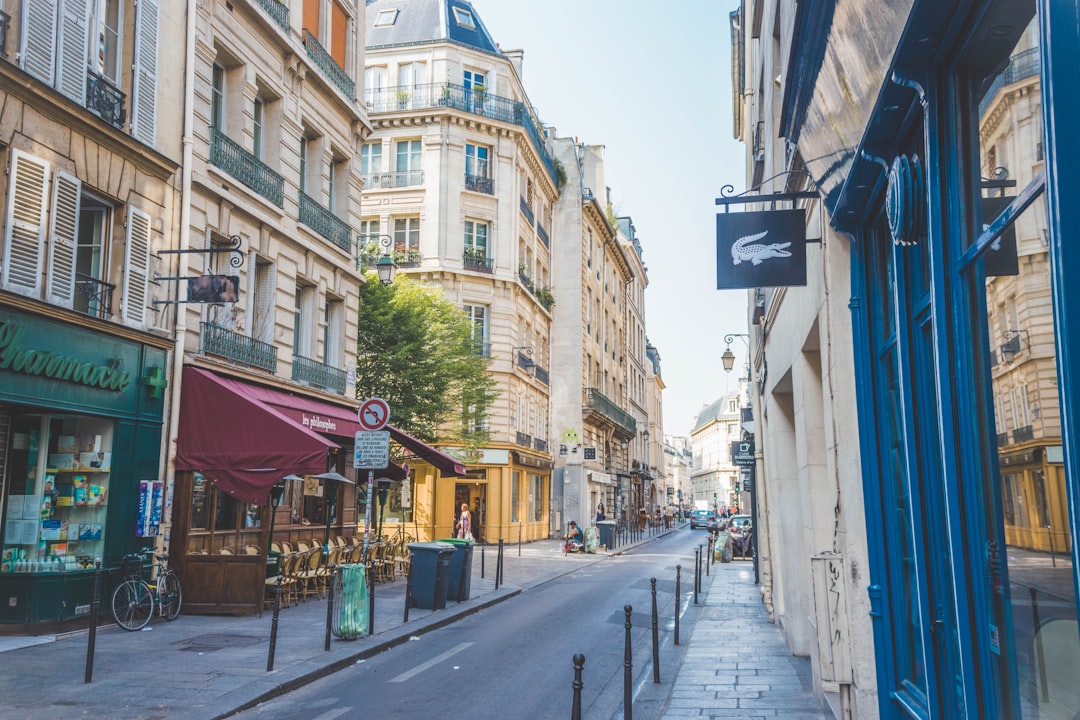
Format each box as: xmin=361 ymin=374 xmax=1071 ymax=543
xmin=689 ymin=393 xmax=742 ymax=514
xmin=362 ymin=0 xmax=558 ymax=542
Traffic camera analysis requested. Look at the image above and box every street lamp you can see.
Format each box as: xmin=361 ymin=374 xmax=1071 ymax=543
xmin=313 ymin=471 xmax=355 ymax=548
xmin=1000 ymin=328 xmax=1030 ymax=364
xmin=513 ymin=346 xmax=535 ymax=376
xmin=375 ymin=236 xmax=397 ymax=285
xmin=267 ymin=477 xmax=292 ymax=550
xmin=721 ymin=333 xmax=750 ymax=373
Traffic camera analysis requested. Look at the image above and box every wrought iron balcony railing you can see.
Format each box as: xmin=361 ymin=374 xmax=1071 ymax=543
xmin=255 ymin=0 xmax=289 ymax=32
xmin=1013 ymin=425 xmax=1034 ymax=443
xmin=303 ymin=29 xmax=355 ymax=100
xmin=533 ymin=364 xmax=549 ymax=386
xmin=997 ymin=432 xmax=1009 ymax=447
xmin=200 ymin=322 xmax=277 ymax=372
xmin=86 ymin=70 xmax=125 ymax=128
xmin=74 ymin=273 xmax=115 ymax=319
xmin=299 ymin=192 xmax=351 ymax=251
xmin=980 ymin=46 xmax=1040 ymax=116
xmin=362 ymin=170 xmax=424 ymax=189
xmin=0 ymin=11 xmax=9 ymax=59
xmin=584 ymin=387 xmax=637 ymax=436
xmin=537 ymin=222 xmax=549 ymax=248
xmin=210 ymin=127 xmax=285 ymax=206
xmin=365 ymin=82 xmax=557 ymax=185
xmin=519 ymin=197 xmax=535 ymax=225
xmin=533 ymin=438 xmax=547 ymax=453
xmin=292 ymin=353 xmax=347 ymax=394
xmin=465 ymin=174 xmax=494 ymax=194
xmin=516 ymin=431 xmax=532 ymax=448
xmin=472 ymin=340 xmax=491 ymax=357
xmin=463 ymin=251 xmax=494 ymax=273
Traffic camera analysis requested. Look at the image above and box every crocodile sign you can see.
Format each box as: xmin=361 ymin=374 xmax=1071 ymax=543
xmin=716 ymin=208 xmax=807 ymax=289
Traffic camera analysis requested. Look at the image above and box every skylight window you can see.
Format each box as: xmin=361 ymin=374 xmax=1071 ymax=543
xmin=452 ymin=7 xmax=475 ymax=29
xmin=375 ymin=9 xmax=399 ymax=27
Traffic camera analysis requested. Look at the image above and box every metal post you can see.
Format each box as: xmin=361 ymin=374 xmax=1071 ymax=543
xmin=694 ymin=548 xmax=700 ymax=605
xmin=361 ymin=469 xmax=375 ymax=564
xmin=571 ymin=653 xmax=586 ymax=720
xmin=84 ymin=560 xmax=102 ymax=683
xmin=368 ymin=560 xmax=375 ymax=636
xmin=1047 ymin=525 xmax=1057 ymax=567
xmin=403 ymin=562 xmax=413 ymax=622
xmin=267 ymin=574 xmax=282 ymax=671
xmin=496 ymin=538 xmax=504 ymax=588
xmin=1032 ymin=587 xmax=1049 ymax=701
xmin=623 ymin=604 xmax=633 ymax=720
xmin=456 ymin=545 xmax=468 ymax=602
xmin=518 ymin=523 xmax=522 ymax=556
xmin=674 ymin=565 xmax=681 ymax=645
xmin=324 ymin=564 xmax=335 ymax=651
xmin=481 ymin=541 xmax=485 ymax=578
xmin=651 ymin=578 xmax=660 ymax=683
xmin=706 ymin=535 xmax=712 ymax=576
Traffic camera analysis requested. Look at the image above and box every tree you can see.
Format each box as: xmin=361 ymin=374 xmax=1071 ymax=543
xmin=355 ymin=273 xmax=498 ymax=447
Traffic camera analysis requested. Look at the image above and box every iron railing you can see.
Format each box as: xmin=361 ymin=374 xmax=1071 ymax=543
xmin=255 ymin=0 xmax=289 ymax=32
xmin=537 ymin=222 xmax=549 ymax=247
xmin=584 ymin=387 xmax=637 ymax=436
xmin=364 ymin=82 xmax=557 ymax=185
xmin=362 ymin=170 xmax=424 ymax=189
xmin=516 ymin=431 xmax=532 ymax=448
xmin=463 ymin=251 xmax=494 ymax=273
xmin=997 ymin=432 xmax=1009 ymax=447
xmin=1013 ymin=425 xmax=1034 ymax=443
xmin=303 ymin=29 xmax=355 ymax=100
xmin=299 ymin=193 xmax=351 ymax=250
xmin=210 ymin=127 xmax=284 ymax=206
xmin=980 ymin=46 xmax=1040 ymax=116
xmin=200 ymin=322 xmax=277 ymax=372
xmin=534 ymin=438 xmax=547 ymax=453
xmin=472 ymin=340 xmax=491 ymax=357
xmin=0 ymin=11 xmax=9 ymax=59
xmin=519 ymin=197 xmax=535 ymax=225
xmin=292 ymin=353 xmax=347 ymax=394
xmin=465 ymin=174 xmax=494 ymax=194
xmin=533 ymin=364 xmax=549 ymax=386
xmin=74 ymin=273 xmax=115 ymax=319
xmin=86 ymin=70 xmax=125 ymax=128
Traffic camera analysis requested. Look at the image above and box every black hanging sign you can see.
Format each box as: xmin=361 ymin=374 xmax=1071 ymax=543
xmin=716 ymin=208 xmax=807 ymax=289
xmin=982 ymin=196 xmax=1019 ymax=277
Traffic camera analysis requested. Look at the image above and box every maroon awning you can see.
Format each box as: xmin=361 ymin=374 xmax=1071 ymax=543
xmin=174 ymin=367 xmax=465 ymax=504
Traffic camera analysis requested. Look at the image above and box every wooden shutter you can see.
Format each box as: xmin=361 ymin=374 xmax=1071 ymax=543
xmin=2 ymin=150 xmax=50 ymax=296
xmin=20 ymin=0 xmax=58 ymax=85
xmin=303 ymin=0 xmax=320 ymax=36
xmin=331 ymin=1 xmax=347 ymax=69
xmin=46 ymin=171 xmax=81 ymax=307
xmin=254 ymin=261 xmax=276 ymax=343
xmin=121 ymin=206 xmax=151 ymax=326
xmin=56 ymin=0 xmax=90 ymax=103
xmin=131 ymin=0 xmax=160 ymax=146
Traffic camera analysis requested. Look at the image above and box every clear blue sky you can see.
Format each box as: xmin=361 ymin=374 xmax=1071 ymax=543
xmin=471 ymin=0 xmax=750 ymax=436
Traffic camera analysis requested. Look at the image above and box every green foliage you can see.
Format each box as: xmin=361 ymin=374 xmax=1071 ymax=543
xmin=355 ymin=274 xmax=498 ymax=447
xmin=553 ymin=157 xmax=567 ymax=191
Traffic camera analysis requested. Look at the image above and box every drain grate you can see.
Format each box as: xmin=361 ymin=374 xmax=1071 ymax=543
xmin=176 ymin=634 xmax=262 ymax=652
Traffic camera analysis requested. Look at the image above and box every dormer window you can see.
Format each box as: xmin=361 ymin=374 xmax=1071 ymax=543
xmin=453 ymin=7 xmax=476 ymax=29
xmin=375 ymin=9 xmax=399 ymax=27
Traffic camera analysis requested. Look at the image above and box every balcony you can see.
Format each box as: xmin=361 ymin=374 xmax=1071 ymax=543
xmin=299 ymin=193 xmax=351 ymax=251
xmin=74 ymin=273 xmax=115 ymax=320
xmin=465 ymin=173 xmax=494 ymax=194
xmin=292 ymin=353 xmax=347 ymax=395
xmin=86 ymin=70 xmax=125 ymax=129
xmin=537 ymin=222 xmax=549 ymax=248
xmin=519 ymin=197 xmax=535 ymax=225
xmin=210 ymin=128 xmax=285 ymax=207
xmin=532 ymin=363 xmax=549 ymax=386
xmin=980 ymin=47 xmax=1040 ymax=117
xmin=534 ymin=438 xmax=548 ymax=453
xmin=516 ymin=431 xmax=532 ymax=448
xmin=472 ymin=340 xmax=491 ymax=357
xmin=200 ymin=322 xmax=277 ymax=372
xmin=362 ymin=170 xmax=424 ymax=189
xmin=1013 ymin=425 xmax=1034 ymax=443
xmin=302 ymin=30 xmax=355 ymax=100
xmin=365 ymin=82 xmax=558 ymax=185
xmin=255 ymin=0 xmax=289 ymax=32
xmin=463 ymin=250 xmax=494 ymax=273
xmin=0 ymin=11 xmax=8 ymax=59
xmin=584 ymin=387 xmax=637 ymax=437
xmin=997 ymin=432 xmax=1009 ymax=447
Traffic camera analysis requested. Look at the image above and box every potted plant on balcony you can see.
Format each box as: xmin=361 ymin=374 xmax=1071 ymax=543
xmin=535 ymin=285 xmax=555 ymax=310
xmin=396 ymin=89 xmax=411 ymax=109
xmin=472 ymin=84 xmax=486 ymax=112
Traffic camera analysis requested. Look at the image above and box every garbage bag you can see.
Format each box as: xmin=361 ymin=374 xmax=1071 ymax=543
xmin=333 ymin=564 xmax=368 ymax=640
xmin=584 ymin=526 xmax=599 ymax=554
xmin=714 ymin=532 xmax=733 ymax=563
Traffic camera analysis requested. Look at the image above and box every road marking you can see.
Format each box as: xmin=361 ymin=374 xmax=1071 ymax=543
xmin=310 ymin=708 xmax=351 ymax=720
xmin=388 ymin=642 xmax=475 ymax=683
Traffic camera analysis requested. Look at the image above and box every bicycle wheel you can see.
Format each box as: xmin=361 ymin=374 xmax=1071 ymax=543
xmin=159 ymin=572 xmax=182 ymax=621
xmin=111 ymin=579 xmax=154 ymax=630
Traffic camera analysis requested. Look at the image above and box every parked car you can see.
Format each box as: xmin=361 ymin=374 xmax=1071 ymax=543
xmin=729 ymin=514 xmax=752 ymax=531
xmin=689 ymin=509 xmax=711 ymax=529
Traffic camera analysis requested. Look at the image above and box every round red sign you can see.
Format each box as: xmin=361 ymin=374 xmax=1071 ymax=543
xmin=358 ymin=397 xmax=390 ymax=430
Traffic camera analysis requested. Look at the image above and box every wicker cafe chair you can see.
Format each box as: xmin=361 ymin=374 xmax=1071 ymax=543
xmin=297 ymin=547 xmax=326 ymax=600
xmin=265 ymin=552 xmax=298 ymax=608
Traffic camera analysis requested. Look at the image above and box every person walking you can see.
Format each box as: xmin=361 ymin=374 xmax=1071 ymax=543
xmin=455 ymin=503 xmax=473 ymax=540
xmin=595 ymin=503 xmax=606 ymax=522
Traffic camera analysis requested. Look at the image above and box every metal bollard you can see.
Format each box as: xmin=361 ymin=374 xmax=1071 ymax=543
xmin=267 ymin=573 xmax=282 ymax=671
xmin=496 ymin=538 xmax=504 ymax=588
xmin=706 ymin=535 xmax=712 ymax=576
xmin=623 ymin=604 xmax=633 ymax=720
xmin=571 ymin=653 xmax=586 ymax=720
xmin=694 ymin=548 xmax=700 ymax=605
xmin=651 ymin=578 xmax=660 ymax=683
xmin=403 ymin=562 xmax=413 ymax=622
xmin=324 ymin=564 xmax=336 ymax=651
xmin=674 ymin=565 xmax=681 ymax=645
xmin=519 ymin=524 xmax=522 ymax=556
xmin=481 ymin=541 xmax=485 ymax=579
xmin=368 ymin=561 xmax=375 ymax=636
xmin=85 ymin=560 xmax=102 ymax=683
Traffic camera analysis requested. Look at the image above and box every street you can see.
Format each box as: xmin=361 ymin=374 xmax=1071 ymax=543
xmin=234 ymin=530 xmax=711 ymax=720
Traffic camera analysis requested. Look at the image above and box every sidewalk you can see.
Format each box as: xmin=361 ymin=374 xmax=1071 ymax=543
xmin=0 ymin=527 xmax=826 ymax=720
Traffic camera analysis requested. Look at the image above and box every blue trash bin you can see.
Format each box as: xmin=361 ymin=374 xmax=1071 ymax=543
xmin=407 ymin=542 xmax=455 ymax=609
xmin=438 ymin=539 xmax=474 ymax=602
xmin=597 ymin=520 xmax=616 ymax=550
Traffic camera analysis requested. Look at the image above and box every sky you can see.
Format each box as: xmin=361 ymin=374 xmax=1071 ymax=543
xmin=470 ymin=0 xmax=750 ymax=437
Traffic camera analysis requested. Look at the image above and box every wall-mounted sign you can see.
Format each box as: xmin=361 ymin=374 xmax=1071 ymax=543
xmin=731 ymin=440 xmax=755 ymax=466
xmin=982 ymin=196 xmax=1019 ymax=277
xmin=187 ymin=275 xmax=240 ymax=303
xmin=716 ymin=209 xmax=807 ymax=289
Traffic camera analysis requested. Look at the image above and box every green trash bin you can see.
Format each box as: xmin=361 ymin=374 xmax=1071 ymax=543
xmin=332 ymin=563 xmax=368 ymax=640
xmin=408 ymin=542 xmax=455 ymax=609
xmin=438 ymin=538 xmax=474 ymax=602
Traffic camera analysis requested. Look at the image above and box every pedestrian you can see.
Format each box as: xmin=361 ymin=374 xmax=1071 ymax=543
xmin=639 ymin=507 xmax=648 ymax=530
xmin=596 ymin=503 xmax=606 ymax=522
xmin=455 ymin=502 xmax=473 ymax=540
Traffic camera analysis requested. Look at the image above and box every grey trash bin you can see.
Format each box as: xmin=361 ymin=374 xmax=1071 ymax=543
xmin=438 ymin=538 xmax=474 ymax=601
xmin=407 ymin=542 xmax=455 ymax=609
xmin=597 ymin=520 xmax=616 ymax=550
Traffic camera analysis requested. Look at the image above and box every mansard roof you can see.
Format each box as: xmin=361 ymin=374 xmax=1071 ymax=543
xmin=366 ymin=0 xmax=501 ymax=56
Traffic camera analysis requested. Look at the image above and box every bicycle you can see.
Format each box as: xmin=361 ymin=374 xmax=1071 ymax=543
xmin=110 ymin=548 xmax=182 ymax=631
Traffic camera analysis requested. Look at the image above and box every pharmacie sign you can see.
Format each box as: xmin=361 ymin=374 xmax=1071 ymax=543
xmin=0 ymin=321 xmax=132 ymax=392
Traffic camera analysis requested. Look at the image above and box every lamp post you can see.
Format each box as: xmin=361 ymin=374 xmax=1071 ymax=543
xmin=357 ymin=234 xmax=399 ymax=285
xmin=1000 ymin=328 xmax=1030 ymax=364
xmin=314 ymin=472 xmax=354 ymax=548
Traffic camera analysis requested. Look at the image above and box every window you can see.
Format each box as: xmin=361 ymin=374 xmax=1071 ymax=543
xmin=453 ymin=7 xmax=476 ymax=29
xmin=328 ymin=153 xmax=348 ymax=215
xmin=511 ymin=471 xmax=520 ymax=523
xmin=360 ymin=143 xmax=382 ymax=176
xmin=464 ymin=304 xmax=489 ymax=356
xmin=398 ymin=61 xmax=426 ymax=95
xmin=359 ymin=219 xmax=380 ymax=245
xmin=252 ymin=96 xmax=265 ymax=160
xmin=299 ymin=135 xmax=312 ymax=196
xmin=393 ymin=217 xmax=420 ymax=255
xmin=323 ymin=298 xmax=343 ymax=366
xmin=531 ymin=474 xmax=543 ymax=521
xmin=75 ymin=196 xmax=112 ymax=319
xmin=374 ymin=8 xmax=398 ymax=26
xmin=90 ymin=0 xmax=123 ymax=84
xmin=211 ymin=64 xmax=225 ymax=131
xmin=294 ymin=285 xmax=315 ymax=358
xmin=466 ymin=143 xmax=490 ymax=178
xmin=364 ymin=66 xmax=387 ymax=108
xmin=395 ymin=140 xmax=422 ymax=186
xmin=464 ymin=220 xmax=489 ymax=257
xmin=252 ymin=259 xmax=275 ymax=344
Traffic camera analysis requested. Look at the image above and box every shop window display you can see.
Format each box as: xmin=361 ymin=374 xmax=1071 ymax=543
xmin=1 ymin=412 xmax=114 ymax=573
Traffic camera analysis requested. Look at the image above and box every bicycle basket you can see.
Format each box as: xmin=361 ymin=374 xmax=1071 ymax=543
xmin=121 ymin=555 xmax=145 ymax=578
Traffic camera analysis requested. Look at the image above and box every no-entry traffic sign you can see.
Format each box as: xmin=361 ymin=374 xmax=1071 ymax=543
xmin=358 ymin=397 xmax=390 ymax=430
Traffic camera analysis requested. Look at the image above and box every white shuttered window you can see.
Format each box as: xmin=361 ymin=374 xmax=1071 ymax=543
xmin=46 ymin=172 xmax=81 ymax=307
xmin=131 ymin=0 xmax=159 ymax=146
xmin=2 ymin=151 xmax=50 ymax=296
xmin=121 ymin=206 xmax=151 ymax=325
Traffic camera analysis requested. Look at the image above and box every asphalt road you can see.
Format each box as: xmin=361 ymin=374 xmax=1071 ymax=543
xmin=234 ymin=529 xmax=712 ymax=720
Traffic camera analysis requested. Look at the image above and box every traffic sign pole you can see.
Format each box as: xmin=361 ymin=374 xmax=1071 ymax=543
xmin=356 ymin=398 xmax=390 ymax=563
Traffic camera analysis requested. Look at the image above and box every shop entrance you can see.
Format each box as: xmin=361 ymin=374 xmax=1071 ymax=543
xmin=454 ymin=476 xmax=486 ymax=543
